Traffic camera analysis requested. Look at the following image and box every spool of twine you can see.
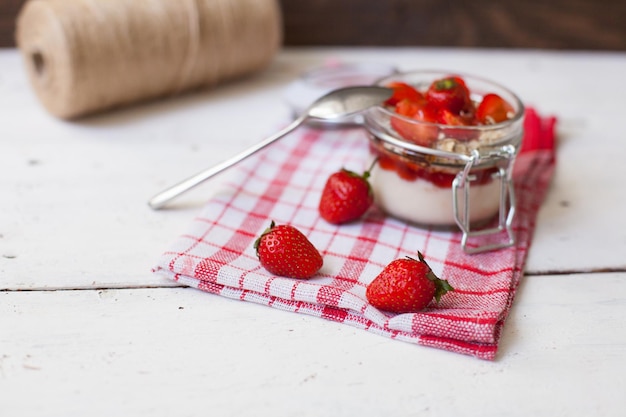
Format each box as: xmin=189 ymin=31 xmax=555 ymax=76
xmin=15 ymin=0 xmax=282 ymax=119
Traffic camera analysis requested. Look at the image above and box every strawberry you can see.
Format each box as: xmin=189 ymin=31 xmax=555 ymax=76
xmin=254 ymin=221 xmax=323 ymax=279
xmin=437 ymin=108 xmax=479 ymax=141
xmin=426 ymin=76 xmax=474 ymax=115
xmin=390 ymin=98 xmax=440 ymax=147
xmin=476 ymin=93 xmax=514 ymax=124
xmin=318 ymin=163 xmax=375 ymax=224
xmin=366 ymin=252 xmax=454 ymax=313
xmin=384 ymin=81 xmax=425 ymax=106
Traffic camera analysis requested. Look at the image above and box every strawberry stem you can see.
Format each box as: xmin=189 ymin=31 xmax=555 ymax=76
xmin=365 ymin=158 xmax=379 ymax=179
xmin=340 ymin=158 xmax=378 ymax=181
xmin=434 ymin=279 xmax=454 ymax=304
xmin=417 ymin=251 xmax=454 ymax=303
xmin=434 ymin=77 xmax=457 ymax=91
xmin=254 ymin=220 xmax=276 ymax=255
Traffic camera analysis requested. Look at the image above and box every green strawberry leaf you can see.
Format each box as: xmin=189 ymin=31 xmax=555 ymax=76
xmin=417 ymin=251 xmax=454 ymax=303
xmin=433 ymin=278 xmax=454 ymax=303
xmin=254 ymin=220 xmax=276 ymax=255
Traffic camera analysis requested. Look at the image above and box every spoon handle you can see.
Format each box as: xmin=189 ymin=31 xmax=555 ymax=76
xmin=148 ymin=114 xmax=307 ymax=210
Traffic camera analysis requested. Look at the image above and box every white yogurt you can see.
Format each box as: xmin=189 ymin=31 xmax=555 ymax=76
xmin=370 ymin=164 xmax=502 ymax=227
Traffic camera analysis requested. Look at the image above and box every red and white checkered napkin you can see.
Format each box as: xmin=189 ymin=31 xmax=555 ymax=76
xmin=154 ymin=107 xmax=557 ymax=360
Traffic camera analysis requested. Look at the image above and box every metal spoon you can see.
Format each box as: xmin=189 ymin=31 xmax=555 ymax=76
xmin=148 ymin=85 xmax=392 ymax=210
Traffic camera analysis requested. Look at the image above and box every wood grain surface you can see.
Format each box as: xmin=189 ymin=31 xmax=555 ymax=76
xmin=1 ymin=0 xmax=625 ymax=50
xmin=279 ymin=0 xmax=626 ymax=50
xmin=2 ymin=46 xmax=626 ymax=416
xmin=0 ymin=0 xmax=22 ymax=47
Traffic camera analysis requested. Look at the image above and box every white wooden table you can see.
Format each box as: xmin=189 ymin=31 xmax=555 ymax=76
xmin=1 ymin=47 xmax=625 ymax=416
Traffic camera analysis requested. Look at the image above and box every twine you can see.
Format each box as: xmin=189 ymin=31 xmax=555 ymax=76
xmin=15 ymin=0 xmax=282 ymax=119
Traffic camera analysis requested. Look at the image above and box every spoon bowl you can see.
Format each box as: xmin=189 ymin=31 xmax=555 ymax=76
xmin=148 ymin=85 xmax=392 ymax=210
xmin=306 ymin=86 xmax=393 ymax=120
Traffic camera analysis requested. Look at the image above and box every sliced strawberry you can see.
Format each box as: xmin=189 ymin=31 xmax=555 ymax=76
xmin=476 ymin=93 xmax=514 ymax=124
xmin=438 ymin=108 xmax=475 ymax=126
xmin=437 ymin=108 xmax=479 ymax=141
xmin=390 ymin=99 xmax=439 ymax=147
xmin=384 ymin=81 xmax=425 ymax=106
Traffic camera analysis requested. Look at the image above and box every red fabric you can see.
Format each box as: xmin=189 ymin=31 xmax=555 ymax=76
xmin=154 ymin=107 xmax=557 ymax=360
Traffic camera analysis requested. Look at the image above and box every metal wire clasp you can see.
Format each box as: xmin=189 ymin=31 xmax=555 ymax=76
xmin=452 ymin=145 xmax=517 ymax=254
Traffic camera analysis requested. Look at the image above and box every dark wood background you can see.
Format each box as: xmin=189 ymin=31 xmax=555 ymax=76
xmin=2 ymin=0 xmax=625 ymax=50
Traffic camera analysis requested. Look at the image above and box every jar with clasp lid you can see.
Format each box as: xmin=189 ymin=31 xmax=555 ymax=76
xmin=363 ymin=70 xmax=525 ymax=253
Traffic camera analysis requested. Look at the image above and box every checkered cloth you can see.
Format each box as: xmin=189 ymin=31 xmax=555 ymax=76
xmin=154 ymin=107 xmax=556 ymax=360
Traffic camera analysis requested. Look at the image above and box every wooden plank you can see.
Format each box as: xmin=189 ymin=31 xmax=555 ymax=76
xmin=0 ymin=0 xmax=23 ymax=47
xmin=1 ymin=273 xmax=625 ymax=416
xmin=279 ymin=0 xmax=626 ymax=50
xmin=2 ymin=0 xmax=626 ymax=49
xmin=2 ymin=48 xmax=626 ymax=290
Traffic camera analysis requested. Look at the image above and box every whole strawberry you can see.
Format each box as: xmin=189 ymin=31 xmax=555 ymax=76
xmin=366 ymin=252 xmax=453 ymax=313
xmin=254 ymin=221 xmax=323 ymax=279
xmin=319 ymin=163 xmax=375 ymax=224
xmin=426 ymin=76 xmax=474 ymax=116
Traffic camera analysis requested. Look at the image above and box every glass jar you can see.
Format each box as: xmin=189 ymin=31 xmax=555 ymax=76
xmin=363 ymin=71 xmax=524 ymax=253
